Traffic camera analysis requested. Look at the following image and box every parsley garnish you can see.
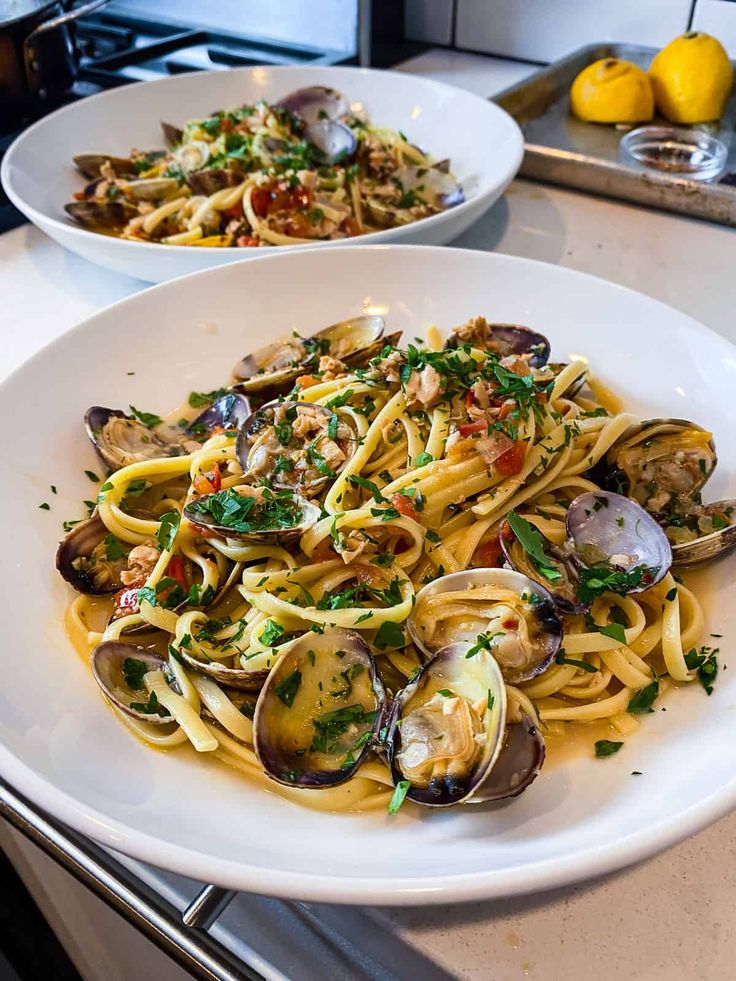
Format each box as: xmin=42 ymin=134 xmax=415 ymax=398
xmin=595 ymin=739 xmax=623 ymax=758
xmin=129 ymin=405 xmax=163 ymax=427
xmin=187 ymin=488 xmax=302 ymax=533
xmin=274 ymin=669 xmax=302 ymax=708
xmin=188 ymin=387 xmax=228 ymax=408
xmin=84 ymin=470 xmax=99 ymax=482
xmin=373 ymin=621 xmax=405 ymax=650
xmin=684 ymin=646 xmax=719 ymax=695
xmin=157 ymin=510 xmax=180 ymax=551
xmin=388 ymin=780 xmax=411 ymax=814
xmin=415 ymin=451 xmax=433 ymax=468
xmin=577 ymin=564 xmax=655 ymax=604
xmin=348 ymin=475 xmax=385 ymax=503
xmin=627 ymin=679 xmax=659 ymax=714
xmin=123 ymin=657 xmax=147 ymax=690
xmin=260 ymin=620 xmax=285 ymax=647
xmin=125 ymin=479 xmax=151 ymax=497
xmin=506 ymin=511 xmax=562 ymax=584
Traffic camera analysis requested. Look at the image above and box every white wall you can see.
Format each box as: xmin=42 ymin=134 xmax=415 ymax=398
xmin=109 ymin=0 xmax=359 ymax=54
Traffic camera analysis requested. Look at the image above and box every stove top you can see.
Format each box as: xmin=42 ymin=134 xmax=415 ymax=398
xmin=0 ymin=8 xmax=352 ymax=232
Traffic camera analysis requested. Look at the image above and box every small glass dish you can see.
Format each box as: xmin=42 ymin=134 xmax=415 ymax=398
xmin=620 ymin=125 xmax=728 ymax=182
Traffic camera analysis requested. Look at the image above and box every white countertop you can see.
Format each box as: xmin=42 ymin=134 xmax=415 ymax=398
xmin=3 ymin=49 xmax=736 ymax=981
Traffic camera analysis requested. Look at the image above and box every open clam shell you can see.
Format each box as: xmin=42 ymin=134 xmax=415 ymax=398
xmin=231 ymin=314 xmax=385 ymax=391
xmin=177 ymin=648 xmax=271 ymax=692
xmin=670 ymin=498 xmax=736 ymax=566
xmin=85 ymin=393 xmax=250 ymax=471
xmin=304 ymin=120 xmax=357 ymax=165
xmin=73 ymin=153 xmax=135 ymax=179
xmin=91 ymin=642 xmax=174 ymax=724
xmin=253 ymin=628 xmax=385 ymax=789
xmin=407 ymin=568 xmax=562 ymax=685
xmin=603 ymin=419 xmax=716 ymax=516
xmin=387 ymin=641 xmax=507 ymax=807
xmin=56 ymin=510 xmax=129 ymax=596
xmin=183 ymin=485 xmax=320 ymax=545
xmin=65 ymin=199 xmax=138 ymax=230
xmin=473 ymin=712 xmax=545 ymax=803
xmin=275 ymin=86 xmax=349 ymax=125
xmin=566 ymin=491 xmax=671 ymax=590
xmin=236 ymin=400 xmax=354 ymax=495
xmin=446 ymin=321 xmax=550 ymax=368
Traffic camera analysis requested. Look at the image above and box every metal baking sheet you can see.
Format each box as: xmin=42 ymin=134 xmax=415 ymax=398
xmin=493 ymin=43 xmax=736 ymax=226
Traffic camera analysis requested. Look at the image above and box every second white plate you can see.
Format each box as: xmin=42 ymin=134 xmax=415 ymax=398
xmin=0 ymin=245 xmax=734 ymax=905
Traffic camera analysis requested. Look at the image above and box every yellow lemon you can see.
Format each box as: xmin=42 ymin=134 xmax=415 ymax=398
xmin=570 ymin=58 xmax=654 ymax=124
xmin=649 ymin=32 xmax=733 ymax=123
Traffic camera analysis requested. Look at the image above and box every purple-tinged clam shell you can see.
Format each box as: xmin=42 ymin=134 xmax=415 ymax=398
xmin=183 ymin=485 xmax=320 ymax=546
xmin=473 ymin=712 xmax=545 ymax=803
xmin=304 ymin=119 xmax=357 ymax=165
xmin=85 ymin=406 xmax=176 ymax=470
xmin=65 ymin=199 xmax=137 ymax=230
xmin=91 ymin=641 xmax=174 ymax=724
xmin=184 ymin=392 xmax=251 ymax=439
xmin=387 ymin=641 xmax=508 ymax=807
xmin=445 ymin=321 xmax=550 ymax=368
xmin=670 ymin=498 xmax=736 ymax=566
xmin=56 ymin=510 xmax=128 ymax=596
xmin=231 ymin=314 xmax=385 ymax=391
xmin=176 ymin=645 xmax=271 ymax=692
xmin=407 ymin=567 xmax=563 ymax=685
xmin=185 ymin=168 xmax=240 ymax=196
xmin=161 ymin=121 xmax=184 ymax=148
xmin=566 ymin=491 xmax=671 ymax=590
xmin=253 ymin=628 xmax=385 ymax=789
xmin=85 ymin=394 xmax=250 ymax=472
xmin=603 ymin=418 xmax=716 ymax=516
xmin=236 ymin=400 xmax=354 ymax=496
xmin=73 ymin=153 xmax=135 ymax=179
xmin=276 ymin=85 xmax=349 ymax=125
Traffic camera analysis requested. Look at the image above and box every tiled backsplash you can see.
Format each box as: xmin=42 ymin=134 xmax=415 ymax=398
xmin=405 ymin=0 xmax=736 ymax=60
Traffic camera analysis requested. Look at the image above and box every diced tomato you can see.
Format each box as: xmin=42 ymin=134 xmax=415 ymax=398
xmin=250 ymin=186 xmax=271 ymax=217
xmin=193 ymin=468 xmax=221 ymax=496
xmin=391 ymin=493 xmax=419 ymax=521
xmin=219 ymin=118 xmax=234 ymax=133
xmin=295 ymin=374 xmax=320 ymax=389
xmin=223 ymin=203 xmax=243 ymax=221
xmin=465 ymin=389 xmax=475 ymax=408
xmin=495 ymin=441 xmax=526 ymax=476
xmin=167 ymin=555 xmax=188 ymax=590
xmin=343 ymin=217 xmax=363 ymax=236
xmin=458 ymin=420 xmax=487 ymax=438
xmin=474 ymin=536 xmax=505 ymax=568
xmin=497 ymin=400 xmax=515 ymax=420
xmin=237 ymin=235 xmax=259 ymax=248
xmin=73 ymin=191 xmax=86 ymax=201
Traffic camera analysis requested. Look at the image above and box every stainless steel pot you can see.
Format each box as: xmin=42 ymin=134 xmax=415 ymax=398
xmin=0 ymin=0 xmax=110 ymax=111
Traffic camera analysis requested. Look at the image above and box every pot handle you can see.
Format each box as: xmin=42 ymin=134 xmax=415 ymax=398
xmin=24 ymin=0 xmax=111 ymax=100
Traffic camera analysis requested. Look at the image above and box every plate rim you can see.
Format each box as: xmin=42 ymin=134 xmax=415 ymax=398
xmin=0 ymin=64 xmax=523 ymax=257
xmin=1 ymin=243 xmax=735 ymax=905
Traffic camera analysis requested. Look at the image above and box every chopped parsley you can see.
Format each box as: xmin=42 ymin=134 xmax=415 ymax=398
xmin=684 ymin=645 xmax=719 ymax=695
xmin=373 ymin=621 xmax=405 ymax=650
xmin=594 ymin=739 xmax=623 ymax=758
xmin=129 ymin=405 xmax=162 ymax=428
xmin=577 ymin=564 xmax=655 ymax=604
xmin=388 ymin=780 xmax=411 ymax=814
xmin=348 ymin=475 xmax=385 ymax=503
xmin=260 ymin=620 xmax=285 ymax=647
xmin=188 ymin=387 xmax=228 ymax=408
xmin=310 ymin=703 xmax=377 ymax=754
xmin=125 ymin=479 xmax=151 ymax=497
xmin=122 ymin=657 xmax=147 ymax=690
xmin=84 ymin=470 xmax=99 ymax=482
xmin=627 ymin=679 xmax=659 ymax=714
xmin=129 ymin=690 xmax=168 ymax=718
xmin=415 ymin=451 xmax=433 ymax=468
xmin=186 ymin=488 xmax=302 ymax=533
xmin=274 ymin=669 xmax=302 ymax=708
xmin=157 ymin=510 xmax=180 ymax=551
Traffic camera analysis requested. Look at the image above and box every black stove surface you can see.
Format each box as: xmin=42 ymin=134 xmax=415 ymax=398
xmin=1 ymin=9 xmax=352 ymax=233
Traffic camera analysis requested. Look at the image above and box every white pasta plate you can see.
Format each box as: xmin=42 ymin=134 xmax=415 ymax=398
xmin=1 ymin=245 xmax=735 ymax=906
xmin=1 ymin=65 xmax=522 ymax=284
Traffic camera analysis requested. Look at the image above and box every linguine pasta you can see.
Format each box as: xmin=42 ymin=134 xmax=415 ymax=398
xmin=61 ymin=315 xmax=713 ymax=813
